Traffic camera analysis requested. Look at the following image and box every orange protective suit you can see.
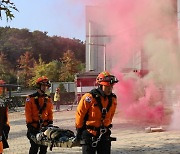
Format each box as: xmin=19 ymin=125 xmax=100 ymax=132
xmin=0 ymin=142 xmax=2 ymax=154
xmin=25 ymin=93 xmax=53 ymax=129
xmin=0 ymin=104 xmax=9 ymax=154
xmin=75 ymin=91 xmax=117 ymax=135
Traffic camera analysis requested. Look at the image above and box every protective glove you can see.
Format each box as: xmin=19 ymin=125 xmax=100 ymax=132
xmin=75 ymin=128 xmax=83 ymax=141
xmin=26 ymin=124 xmax=39 ymax=134
xmin=48 ymin=120 xmax=53 ymax=125
xmin=27 ymin=123 xmax=34 ymax=130
xmin=3 ymin=124 xmax=10 ymax=139
xmin=72 ymin=128 xmax=83 ymax=147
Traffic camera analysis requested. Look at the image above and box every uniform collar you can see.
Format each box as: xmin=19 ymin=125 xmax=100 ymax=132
xmin=97 ymin=88 xmax=106 ymax=98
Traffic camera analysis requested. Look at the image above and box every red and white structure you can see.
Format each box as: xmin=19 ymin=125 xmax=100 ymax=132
xmin=75 ymin=71 xmax=99 ymax=102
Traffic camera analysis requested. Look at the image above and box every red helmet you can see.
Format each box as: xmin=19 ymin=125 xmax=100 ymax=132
xmin=96 ymin=71 xmax=118 ymax=86
xmin=36 ymin=76 xmax=51 ymax=87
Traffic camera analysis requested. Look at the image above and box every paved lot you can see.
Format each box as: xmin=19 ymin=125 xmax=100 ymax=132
xmin=4 ymin=106 xmax=81 ymax=154
xmin=3 ymin=105 xmax=180 ymax=154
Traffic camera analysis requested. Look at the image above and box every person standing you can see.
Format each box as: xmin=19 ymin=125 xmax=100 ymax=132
xmin=54 ymin=88 xmax=61 ymax=111
xmin=0 ymin=99 xmax=10 ymax=154
xmin=75 ymin=71 xmax=118 ymax=154
xmin=25 ymin=76 xmax=53 ymax=154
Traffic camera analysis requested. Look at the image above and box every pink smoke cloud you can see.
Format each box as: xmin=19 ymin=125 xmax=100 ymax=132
xmin=81 ymin=0 xmax=179 ymax=125
xmin=114 ymin=73 xmax=165 ymax=124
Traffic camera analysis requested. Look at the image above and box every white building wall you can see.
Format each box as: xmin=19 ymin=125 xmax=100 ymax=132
xmin=86 ymin=6 xmax=111 ymax=72
xmin=85 ymin=6 xmax=143 ymax=73
xmin=86 ymin=2 xmax=178 ymax=73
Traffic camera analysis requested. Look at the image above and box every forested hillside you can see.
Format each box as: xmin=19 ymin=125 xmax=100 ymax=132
xmin=0 ymin=27 xmax=85 ymax=67
xmin=0 ymin=27 xmax=85 ymax=86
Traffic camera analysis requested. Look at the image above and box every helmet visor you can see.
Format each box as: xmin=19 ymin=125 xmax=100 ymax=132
xmin=40 ymin=80 xmax=51 ymax=87
xmin=99 ymin=75 xmax=118 ymax=84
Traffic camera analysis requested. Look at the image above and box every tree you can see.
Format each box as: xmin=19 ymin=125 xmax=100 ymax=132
xmin=30 ymin=57 xmax=61 ymax=87
xmin=0 ymin=51 xmax=16 ymax=83
xmin=17 ymin=51 xmax=35 ymax=87
xmin=0 ymin=27 xmax=85 ymax=67
xmin=44 ymin=60 xmax=61 ymax=81
xmin=0 ymin=0 xmax=18 ymax=21
xmin=59 ymin=50 xmax=81 ymax=82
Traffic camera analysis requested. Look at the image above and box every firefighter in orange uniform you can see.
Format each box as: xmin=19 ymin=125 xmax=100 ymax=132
xmin=25 ymin=76 xmax=53 ymax=154
xmin=0 ymin=141 xmax=2 ymax=154
xmin=75 ymin=71 xmax=118 ymax=154
xmin=0 ymin=99 xmax=10 ymax=154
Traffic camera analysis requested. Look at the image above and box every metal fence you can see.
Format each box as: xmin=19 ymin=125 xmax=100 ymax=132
xmin=50 ymin=82 xmax=75 ymax=93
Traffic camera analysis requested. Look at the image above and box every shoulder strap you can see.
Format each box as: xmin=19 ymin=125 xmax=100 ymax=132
xmin=106 ymin=93 xmax=116 ymax=112
xmin=90 ymin=89 xmax=103 ymax=110
xmin=90 ymin=89 xmax=116 ymax=119
xmin=34 ymin=96 xmax=48 ymax=115
xmin=29 ymin=92 xmax=48 ymax=115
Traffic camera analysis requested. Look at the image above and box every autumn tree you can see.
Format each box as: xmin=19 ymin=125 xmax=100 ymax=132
xmin=17 ymin=51 xmax=35 ymax=87
xmin=0 ymin=0 xmax=18 ymax=21
xmin=59 ymin=50 xmax=81 ymax=82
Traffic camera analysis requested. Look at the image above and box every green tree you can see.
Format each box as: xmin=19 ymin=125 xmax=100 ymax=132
xmin=45 ymin=60 xmax=61 ymax=81
xmin=30 ymin=57 xmax=61 ymax=87
xmin=29 ymin=55 xmax=45 ymax=87
xmin=0 ymin=0 xmax=18 ymax=21
xmin=77 ymin=62 xmax=85 ymax=73
xmin=0 ymin=51 xmax=16 ymax=83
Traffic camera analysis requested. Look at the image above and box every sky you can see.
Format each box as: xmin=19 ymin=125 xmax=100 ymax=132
xmin=0 ymin=0 xmax=86 ymax=41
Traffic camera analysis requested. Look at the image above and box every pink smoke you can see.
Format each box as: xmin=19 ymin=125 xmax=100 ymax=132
xmin=102 ymin=0 xmax=177 ymax=67
xmin=80 ymin=0 xmax=178 ymax=124
xmin=114 ymin=73 xmax=165 ymax=124
xmin=100 ymin=0 xmax=177 ymax=124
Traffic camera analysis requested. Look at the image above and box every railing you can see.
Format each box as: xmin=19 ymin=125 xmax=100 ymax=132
xmin=1 ymin=96 xmax=25 ymax=112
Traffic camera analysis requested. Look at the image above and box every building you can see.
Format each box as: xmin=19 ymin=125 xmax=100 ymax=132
xmin=85 ymin=1 xmax=178 ymax=77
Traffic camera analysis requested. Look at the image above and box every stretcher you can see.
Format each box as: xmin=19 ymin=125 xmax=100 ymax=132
xmin=30 ymin=126 xmax=80 ymax=150
xmin=31 ymin=135 xmax=77 ymax=148
xmin=30 ymin=126 xmax=116 ymax=150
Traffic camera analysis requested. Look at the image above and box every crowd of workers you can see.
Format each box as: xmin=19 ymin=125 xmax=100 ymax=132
xmin=0 ymin=71 xmax=118 ymax=154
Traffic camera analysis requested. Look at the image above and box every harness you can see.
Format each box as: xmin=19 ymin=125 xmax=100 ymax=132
xmin=88 ymin=89 xmax=115 ymax=128
xmin=29 ymin=93 xmax=49 ymax=129
xmin=83 ymin=89 xmax=116 ymax=147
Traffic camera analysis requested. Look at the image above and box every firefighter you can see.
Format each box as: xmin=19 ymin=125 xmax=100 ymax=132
xmin=0 ymin=99 xmax=10 ymax=154
xmin=75 ymin=71 xmax=118 ymax=154
xmin=25 ymin=76 xmax=53 ymax=154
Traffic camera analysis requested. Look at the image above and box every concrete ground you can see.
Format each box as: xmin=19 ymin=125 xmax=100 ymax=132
xmin=3 ymin=105 xmax=180 ymax=154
